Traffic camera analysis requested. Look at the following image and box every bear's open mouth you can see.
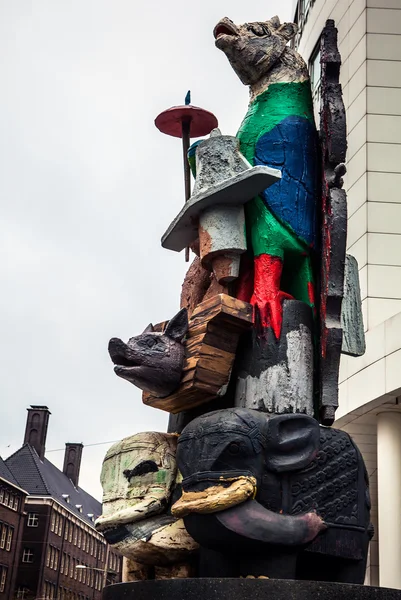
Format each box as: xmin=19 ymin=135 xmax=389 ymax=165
xmin=213 ymin=21 xmax=238 ymax=40
xmin=113 ymin=356 xmax=139 ymax=368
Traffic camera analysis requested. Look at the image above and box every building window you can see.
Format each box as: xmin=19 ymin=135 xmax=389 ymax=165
xmin=50 ymin=511 xmax=55 ymax=532
xmin=16 ymin=587 xmax=30 ymax=599
xmin=6 ymin=527 xmax=13 ymax=551
xmin=27 ymin=513 xmax=39 ymax=527
xmin=54 ymin=513 xmax=60 ymax=535
xmin=0 ymin=524 xmax=12 ymax=551
xmin=58 ymin=515 xmax=63 ymax=536
xmin=44 ymin=580 xmax=56 ymax=600
xmin=293 ymin=0 xmax=317 ymax=49
xmin=309 ymin=40 xmax=321 ymax=127
xmin=22 ymin=548 xmax=34 ymax=563
xmin=64 ymin=521 xmax=69 ymax=540
xmin=0 ymin=524 xmax=6 ymax=549
xmin=0 ymin=566 xmax=7 ymax=593
xmin=48 ymin=546 xmax=59 ymax=571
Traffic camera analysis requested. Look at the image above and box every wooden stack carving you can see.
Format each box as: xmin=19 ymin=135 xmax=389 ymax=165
xmin=143 ymin=295 xmax=253 ymax=413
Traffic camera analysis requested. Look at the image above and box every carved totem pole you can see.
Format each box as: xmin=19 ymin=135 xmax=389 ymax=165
xmin=95 ymin=17 xmax=396 ymax=600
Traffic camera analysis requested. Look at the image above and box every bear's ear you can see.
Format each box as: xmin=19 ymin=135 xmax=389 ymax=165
xmin=277 ymin=22 xmax=298 ymax=41
xmin=268 ymin=16 xmax=281 ymax=29
xmin=164 ymin=308 xmax=188 ymax=342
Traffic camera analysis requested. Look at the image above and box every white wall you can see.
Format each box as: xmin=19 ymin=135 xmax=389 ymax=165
xmin=295 ymin=0 xmax=401 ymax=587
xmin=298 ymin=0 xmax=401 ymax=332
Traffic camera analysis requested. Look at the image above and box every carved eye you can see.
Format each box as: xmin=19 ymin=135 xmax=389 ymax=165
xmin=228 ymin=442 xmax=240 ymax=455
xmin=147 ymin=338 xmax=156 ymax=348
xmin=248 ymin=23 xmax=270 ymax=37
xmin=123 ymin=460 xmax=159 ymax=480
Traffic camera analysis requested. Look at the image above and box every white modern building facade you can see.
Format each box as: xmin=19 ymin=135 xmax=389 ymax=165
xmin=293 ymin=0 xmax=401 ymax=589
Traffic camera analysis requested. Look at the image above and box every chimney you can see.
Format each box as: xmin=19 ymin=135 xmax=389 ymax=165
xmin=63 ymin=443 xmax=83 ymax=487
xmin=23 ymin=405 xmax=51 ymax=460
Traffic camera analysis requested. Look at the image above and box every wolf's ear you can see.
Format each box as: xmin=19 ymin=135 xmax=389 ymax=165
xmin=277 ymin=22 xmax=298 ymax=41
xmin=268 ymin=16 xmax=281 ymax=29
xmin=165 ymin=308 xmax=188 ymax=342
xmin=142 ymin=323 xmax=154 ymax=334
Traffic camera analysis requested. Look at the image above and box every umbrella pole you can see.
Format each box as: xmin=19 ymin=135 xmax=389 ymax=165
xmin=182 ymin=118 xmax=191 ymax=262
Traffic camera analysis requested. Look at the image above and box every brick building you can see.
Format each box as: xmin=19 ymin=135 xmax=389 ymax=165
xmin=0 ymin=459 xmax=27 ymax=600
xmin=4 ymin=406 xmax=122 ymax=600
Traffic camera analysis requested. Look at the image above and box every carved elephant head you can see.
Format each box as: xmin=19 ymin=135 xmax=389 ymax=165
xmin=172 ymin=407 xmax=371 ymax=574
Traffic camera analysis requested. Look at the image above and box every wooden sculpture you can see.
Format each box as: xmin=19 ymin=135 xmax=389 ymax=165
xmin=97 ymin=17 xmax=372 ymax=589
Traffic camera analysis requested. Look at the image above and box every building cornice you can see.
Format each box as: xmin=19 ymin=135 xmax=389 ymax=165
xmin=0 ymin=476 xmax=28 ymax=496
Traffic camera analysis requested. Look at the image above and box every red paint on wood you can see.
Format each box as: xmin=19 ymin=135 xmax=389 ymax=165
xmin=250 ymin=254 xmax=293 ymax=340
xmin=307 ymin=281 xmax=315 ymax=306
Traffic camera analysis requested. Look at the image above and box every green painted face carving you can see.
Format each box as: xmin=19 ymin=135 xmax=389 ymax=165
xmin=96 ymin=432 xmax=177 ymax=531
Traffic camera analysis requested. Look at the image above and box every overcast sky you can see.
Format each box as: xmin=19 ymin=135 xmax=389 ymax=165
xmin=0 ymin=0 xmax=294 ymax=500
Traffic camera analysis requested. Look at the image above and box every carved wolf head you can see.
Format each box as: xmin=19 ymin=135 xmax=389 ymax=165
xmin=214 ymin=16 xmax=300 ymax=87
xmin=108 ymin=308 xmax=188 ymax=397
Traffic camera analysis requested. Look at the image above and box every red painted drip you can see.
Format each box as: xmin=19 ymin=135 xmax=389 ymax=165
xmin=250 ymin=254 xmax=293 ymax=340
xmin=308 ymin=281 xmax=317 ymax=317
xmin=307 ymin=281 xmax=315 ymax=306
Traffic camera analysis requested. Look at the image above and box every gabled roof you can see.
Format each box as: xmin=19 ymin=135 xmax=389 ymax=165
xmin=5 ymin=444 xmax=101 ymax=527
xmin=0 ymin=456 xmax=25 ymax=490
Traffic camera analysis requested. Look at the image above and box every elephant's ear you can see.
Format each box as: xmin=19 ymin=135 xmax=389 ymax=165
xmin=265 ymin=414 xmax=320 ymax=473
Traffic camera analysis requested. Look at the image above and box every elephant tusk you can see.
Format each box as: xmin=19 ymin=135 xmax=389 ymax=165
xmin=217 ymin=499 xmax=327 ymax=546
xmin=171 ymin=476 xmax=257 ymax=517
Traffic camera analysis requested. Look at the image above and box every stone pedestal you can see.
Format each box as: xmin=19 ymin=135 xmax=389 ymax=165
xmin=103 ymin=578 xmax=401 ymax=600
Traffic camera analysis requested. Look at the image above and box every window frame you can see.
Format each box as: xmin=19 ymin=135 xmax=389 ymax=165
xmin=6 ymin=527 xmax=13 ymax=551
xmin=27 ymin=513 xmax=39 ymax=527
xmin=0 ymin=566 xmax=7 ymax=593
xmin=22 ymin=548 xmax=34 ymax=564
